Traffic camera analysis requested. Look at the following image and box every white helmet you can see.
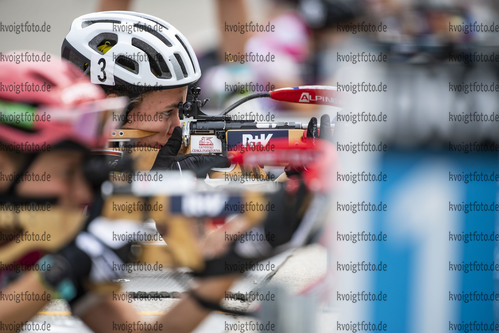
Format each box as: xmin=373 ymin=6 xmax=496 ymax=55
xmin=62 ymin=11 xmax=201 ymax=93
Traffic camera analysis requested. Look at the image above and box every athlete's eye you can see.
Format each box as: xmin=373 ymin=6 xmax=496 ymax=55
xmin=161 ymin=110 xmax=173 ymax=118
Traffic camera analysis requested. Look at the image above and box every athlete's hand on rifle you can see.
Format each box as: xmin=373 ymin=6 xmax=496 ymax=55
xmin=152 ymin=127 xmax=230 ymax=177
xmin=195 ymin=176 xmax=312 ymax=277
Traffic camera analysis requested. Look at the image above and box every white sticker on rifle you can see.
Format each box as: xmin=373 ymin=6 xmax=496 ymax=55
xmin=90 ymin=53 xmax=115 ymax=85
xmin=191 ymin=135 xmax=222 ymax=154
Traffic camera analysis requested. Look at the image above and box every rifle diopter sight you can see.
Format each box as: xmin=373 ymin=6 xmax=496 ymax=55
xmin=178 ymin=87 xmax=210 ymax=119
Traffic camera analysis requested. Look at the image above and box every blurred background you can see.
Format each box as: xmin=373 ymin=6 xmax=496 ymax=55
xmin=0 ymin=0 xmax=261 ymax=55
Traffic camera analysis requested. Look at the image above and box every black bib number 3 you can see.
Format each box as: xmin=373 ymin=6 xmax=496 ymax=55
xmin=97 ymin=58 xmax=107 ymax=82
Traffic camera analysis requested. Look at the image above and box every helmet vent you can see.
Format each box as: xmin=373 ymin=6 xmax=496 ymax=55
xmin=133 ymin=15 xmax=169 ymax=32
xmin=89 ymin=33 xmax=118 ymax=54
xmin=31 ymin=73 xmax=56 ymax=89
xmin=132 ymin=38 xmax=172 ymax=79
xmin=115 ymin=56 xmax=139 ymax=74
xmin=175 ymin=35 xmax=196 ymax=74
xmin=155 ymin=53 xmax=171 ymax=78
xmin=174 ymin=53 xmax=188 ymax=78
xmin=82 ymin=19 xmax=121 ymax=29
xmin=134 ymin=23 xmax=172 ymax=47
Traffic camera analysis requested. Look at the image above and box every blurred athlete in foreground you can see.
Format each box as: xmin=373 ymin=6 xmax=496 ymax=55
xmin=0 ymin=53 xmax=129 ymax=329
xmin=0 ymin=53 xmax=233 ymax=333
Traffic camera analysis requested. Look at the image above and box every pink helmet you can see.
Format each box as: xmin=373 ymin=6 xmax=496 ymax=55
xmin=0 ymin=51 xmax=126 ymax=151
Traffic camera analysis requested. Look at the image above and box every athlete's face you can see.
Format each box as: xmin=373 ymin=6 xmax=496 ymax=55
xmin=0 ymin=150 xmax=93 ymax=209
xmin=122 ymin=86 xmax=187 ymax=148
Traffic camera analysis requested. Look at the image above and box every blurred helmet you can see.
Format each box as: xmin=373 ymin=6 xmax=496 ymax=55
xmin=0 ymin=51 xmax=126 ymax=151
xmin=61 ymin=11 xmax=201 ymax=95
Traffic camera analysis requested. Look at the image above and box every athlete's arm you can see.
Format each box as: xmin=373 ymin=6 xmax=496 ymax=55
xmin=78 ymin=275 xmax=238 ymax=333
xmin=0 ymin=272 xmax=51 ymax=331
